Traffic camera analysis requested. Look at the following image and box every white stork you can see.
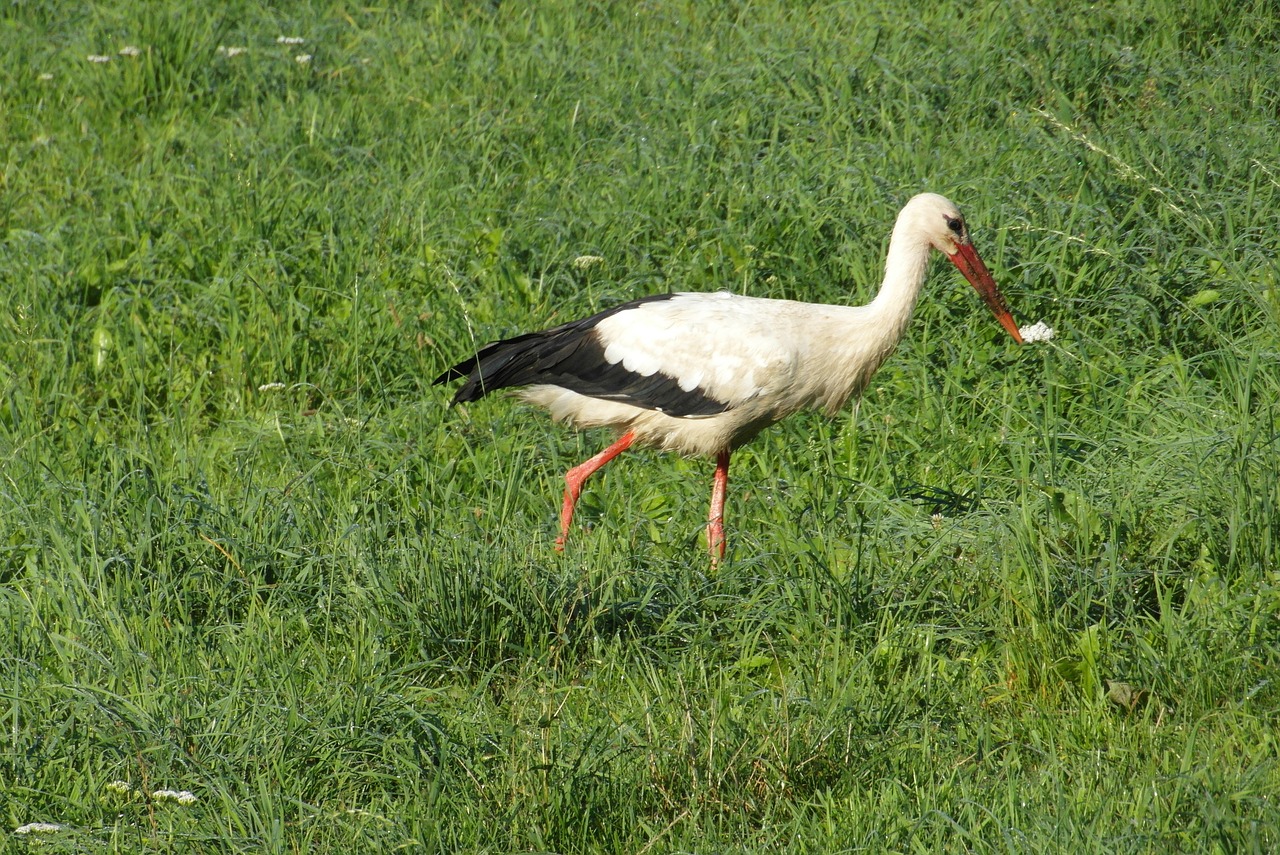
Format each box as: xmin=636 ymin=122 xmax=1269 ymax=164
xmin=435 ymin=193 xmax=1023 ymax=562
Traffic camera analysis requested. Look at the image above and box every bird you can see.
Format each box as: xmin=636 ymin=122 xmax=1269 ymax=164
xmin=434 ymin=193 xmax=1023 ymax=563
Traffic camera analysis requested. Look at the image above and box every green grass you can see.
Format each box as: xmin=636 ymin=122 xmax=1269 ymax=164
xmin=2 ymin=0 xmax=1279 ymax=851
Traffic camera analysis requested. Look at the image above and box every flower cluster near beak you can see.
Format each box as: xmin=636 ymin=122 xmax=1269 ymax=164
xmin=1018 ymin=321 xmax=1055 ymax=343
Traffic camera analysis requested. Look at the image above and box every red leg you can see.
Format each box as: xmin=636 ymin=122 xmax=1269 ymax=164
xmin=707 ymin=450 xmax=730 ymax=563
xmin=555 ymin=431 xmax=635 ymax=551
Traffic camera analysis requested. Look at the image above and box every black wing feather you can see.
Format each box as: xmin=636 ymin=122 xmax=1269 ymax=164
xmin=433 ymin=293 xmax=729 ymax=418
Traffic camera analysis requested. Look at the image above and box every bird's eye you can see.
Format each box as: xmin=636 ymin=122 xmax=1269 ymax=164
xmin=946 ymin=217 xmax=965 ymax=236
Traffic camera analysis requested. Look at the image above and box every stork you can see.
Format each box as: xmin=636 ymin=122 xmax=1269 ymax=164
xmin=435 ymin=193 xmax=1023 ymax=562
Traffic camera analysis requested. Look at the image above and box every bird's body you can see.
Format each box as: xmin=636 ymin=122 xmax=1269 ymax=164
xmin=436 ymin=193 xmax=1023 ymax=560
xmin=515 ymin=291 xmax=908 ymax=456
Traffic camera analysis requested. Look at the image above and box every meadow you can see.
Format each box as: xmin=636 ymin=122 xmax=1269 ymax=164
xmin=2 ymin=0 xmax=1279 ymax=851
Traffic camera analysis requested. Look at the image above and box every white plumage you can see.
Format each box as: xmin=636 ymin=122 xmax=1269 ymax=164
xmin=436 ymin=193 xmax=1023 ymax=561
xmin=523 ymin=294 xmax=892 ymax=456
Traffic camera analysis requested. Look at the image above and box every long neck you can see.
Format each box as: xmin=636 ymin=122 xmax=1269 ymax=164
xmin=866 ymin=226 xmax=933 ymax=344
xmin=806 ymin=227 xmax=935 ymax=416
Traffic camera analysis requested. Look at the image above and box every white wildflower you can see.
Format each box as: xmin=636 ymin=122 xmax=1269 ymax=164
xmin=119 ymin=45 xmax=141 ymax=57
xmin=276 ymin=35 xmax=306 ymax=45
xmin=14 ymin=823 xmax=63 ymax=834
xmin=258 ymin=382 xmax=287 ymax=392
xmin=38 ymin=72 xmax=54 ymax=81
xmin=295 ymin=54 xmax=312 ymax=64
xmin=931 ymin=512 xmax=943 ymax=530
xmin=572 ymin=255 xmax=605 ymax=270
xmin=1019 ymin=321 xmax=1055 ymax=343
xmin=105 ymin=780 xmax=133 ymax=795
xmin=87 ymin=54 xmax=112 ymax=63
xmin=152 ymin=789 xmax=198 ymax=805
xmin=217 ymin=45 xmax=248 ymax=57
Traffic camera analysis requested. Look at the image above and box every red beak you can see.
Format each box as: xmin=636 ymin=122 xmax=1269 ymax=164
xmin=948 ymin=243 xmax=1023 ymax=344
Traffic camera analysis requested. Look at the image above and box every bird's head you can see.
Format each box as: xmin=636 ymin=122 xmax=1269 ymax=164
xmin=904 ymin=193 xmax=1023 ymax=344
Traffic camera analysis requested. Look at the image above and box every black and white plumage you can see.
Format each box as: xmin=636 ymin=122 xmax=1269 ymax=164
xmin=435 ymin=193 xmax=1023 ymax=561
xmin=438 ymin=293 xmax=729 ymax=418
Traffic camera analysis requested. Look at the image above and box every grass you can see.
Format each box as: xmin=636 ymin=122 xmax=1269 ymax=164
xmin=2 ymin=0 xmax=1279 ymax=851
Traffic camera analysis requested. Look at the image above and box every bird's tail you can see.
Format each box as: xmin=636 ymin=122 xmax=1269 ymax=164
xmin=432 ymin=330 xmax=583 ymax=405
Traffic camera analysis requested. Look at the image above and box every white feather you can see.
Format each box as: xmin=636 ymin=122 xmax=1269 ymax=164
xmin=593 ymin=292 xmax=805 ymax=407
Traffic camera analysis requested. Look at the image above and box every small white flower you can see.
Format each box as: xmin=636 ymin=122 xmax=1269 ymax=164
xmin=258 ymin=382 xmax=287 ymax=392
xmin=152 ymin=789 xmax=198 ymax=805
xmin=572 ymin=255 xmax=605 ymax=270
xmin=105 ymin=780 xmax=133 ymax=795
xmin=14 ymin=823 xmax=63 ymax=834
xmin=276 ymin=35 xmax=306 ymax=45
xmin=1019 ymin=321 xmax=1055 ymax=343
xmin=87 ymin=54 xmax=112 ymax=63
xmin=217 ymin=45 xmax=248 ymax=57
xmin=931 ymin=512 xmax=943 ymax=530
xmin=295 ymin=54 xmax=312 ymax=64
xmin=37 ymin=72 xmax=54 ymax=81
xmin=119 ymin=45 xmax=141 ymax=57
